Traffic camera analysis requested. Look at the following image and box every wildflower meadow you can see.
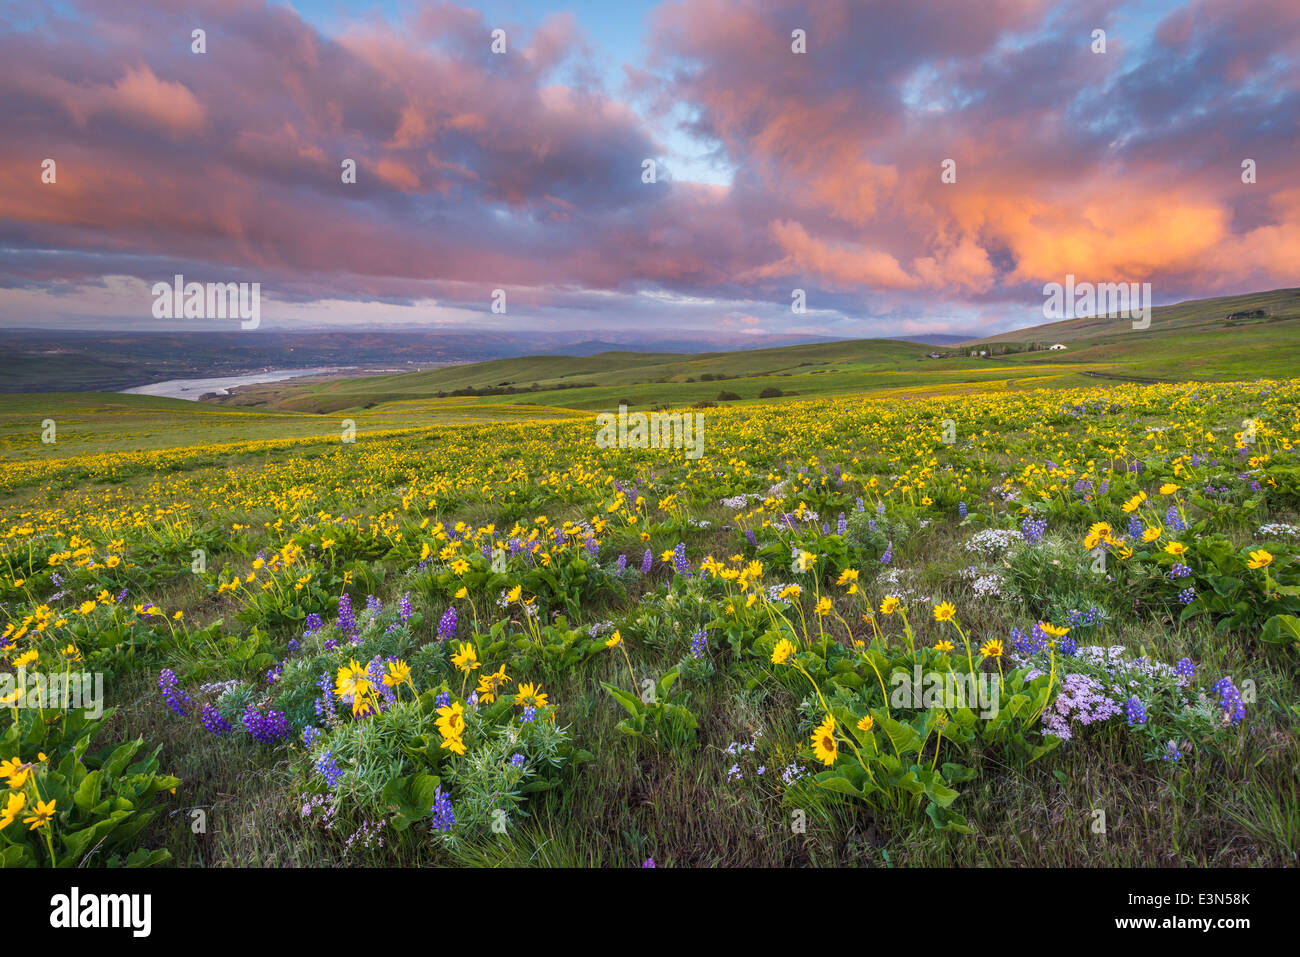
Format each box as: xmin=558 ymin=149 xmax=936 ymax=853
xmin=2 ymin=379 xmax=1296 ymax=869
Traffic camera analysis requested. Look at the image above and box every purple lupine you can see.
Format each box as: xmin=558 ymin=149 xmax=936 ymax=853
xmin=1175 ymin=657 xmax=1195 ymax=678
xmin=1021 ymin=516 xmax=1047 ymax=544
xmin=1166 ymin=505 xmax=1187 ymax=533
xmin=880 ymin=543 xmax=893 ymax=565
xmin=368 ymin=657 xmax=396 ymax=707
xmin=1213 ymin=677 xmax=1245 ymax=724
xmin=691 ymin=628 xmax=707 ymax=658
xmin=745 ymin=528 xmax=757 ymax=547
xmin=337 ymin=593 xmax=356 ymax=638
xmin=642 ymin=548 xmax=653 ymax=574
xmin=200 ymin=703 xmax=232 ymax=736
xmin=242 ymin=706 xmax=293 ymax=743
xmin=1125 ymin=696 xmax=1147 ymax=727
xmin=158 ymin=669 xmax=193 ymax=717
xmin=314 ymin=671 xmax=334 ymax=719
xmin=437 ymin=606 xmax=458 ymax=642
xmin=672 ymin=543 xmax=689 ymax=574
xmin=430 ymin=787 xmax=455 ymax=831
xmin=316 ymin=750 xmax=344 ymax=789
xmin=958 ymin=501 xmax=967 ymax=519
xmin=399 ymin=593 xmax=412 ymax=622
xmin=616 ymin=554 xmax=627 ymax=573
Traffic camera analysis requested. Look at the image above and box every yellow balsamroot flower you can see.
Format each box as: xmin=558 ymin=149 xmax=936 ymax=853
xmin=383 ymin=659 xmax=412 ymax=689
xmin=605 ymin=631 xmax=622 ymax=649
xmin=1121 ymin=491 xmax=1147 ymax=513
xmin=78 ymin=600 xmax=96 ymax=615
xmin=1164 ymin=542 xmax=1187 ymax=556
xmin=1159 ymin=483 xmax=1180 ymax=495
xmin=1039 ymin=621 xmax=1070 ymax=638
xmin=515 ymin=682 xmax=548 ymax=709
xmin=880 ymin=596 xmax=900 ymax=615
xmin=1 ymin=756 xmax=30 ymax=785
xmin=506 ymin=585 xmax=523 ymax=603
xmin=778 ymin=584 xmax=802 ymax=600
xmin=436 ymin=701 xmax=466 ymax=738
xmin=856 ymin=715 xmax=875 ymax=733
xmin=0 ymin=791 xmax=25 ymax=831
xmin=811 ymin=715 xmax=837 ymax=766
xmin=835 ymin=569 xmax=858 ymax=586
xmin=1247 ymin=550 xmax=1273 ymax=570
xmin=1142 ymin=526 xmax=1162 ymax=543
xmin=440 ymin=733 xmax=467 ymax=756
xmin=814 ymin=597 xmax=832 ymax=616
xmin=451 ymin=642 xmax=480 ymax=673
xmin=450 ymin=558 xmax=470 ymax=575
xmin=0 ymin=687 xmax=22 ymax=707
xmin=13 ymin=650 xmax=38 ymax=669
xmin=933 ymin=601 xmax=956 ymax=623
xmin=934 ymin=639 xmax=955 ymax=653
xmin=793 ymin=550 xmax=817 ymax=573
xmin=771 ymin=638 xmax=796 ymax=665
xmin=24 ymin=798 xmax=55 ymax=831
xmin=980 ymin=638 xmax=1004 ymax=658
xmin=475 ymin=665 xmax=511 ymax=703
xmin=454 ymin=587 xmax=468 ymax=599
xmin=334 ymin=659 xmax=371 ymax=714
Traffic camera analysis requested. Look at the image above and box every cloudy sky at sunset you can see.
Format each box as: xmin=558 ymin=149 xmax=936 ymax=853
xmin=1 ymin=0 xmax=1297 ymax=339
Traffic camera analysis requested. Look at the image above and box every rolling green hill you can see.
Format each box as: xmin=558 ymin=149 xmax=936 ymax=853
xmin=963 ymin=286 xmax=1300 ymax=346
xmin=216 ymin=338 xmax=934 ymax=413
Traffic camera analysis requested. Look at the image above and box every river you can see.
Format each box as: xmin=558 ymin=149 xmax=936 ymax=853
xmin=119 ymin=368 xmax=331 ymax=400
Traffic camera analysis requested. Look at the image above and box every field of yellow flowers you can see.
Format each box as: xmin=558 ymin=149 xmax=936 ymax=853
xmin=1 ymin=379 xmax=1297 ymax=866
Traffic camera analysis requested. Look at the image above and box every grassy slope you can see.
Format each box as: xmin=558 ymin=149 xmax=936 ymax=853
xmin=5 ymin=288 xmax=1300 ymax=461
xmin=964 ymin=286 xmax=1300 ymax=345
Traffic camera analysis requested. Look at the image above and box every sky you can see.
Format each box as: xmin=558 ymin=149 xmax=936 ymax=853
xmin=0 ymin=0 xmax=1297 ymax=340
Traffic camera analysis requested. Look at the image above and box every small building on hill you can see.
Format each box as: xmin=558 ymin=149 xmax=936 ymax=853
xmin=1049 ymin=343 xmax=1068 ymax=350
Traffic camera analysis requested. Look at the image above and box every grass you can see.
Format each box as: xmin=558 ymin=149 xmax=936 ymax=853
xmin=1 ymin=318 xmax=1298 ymax=869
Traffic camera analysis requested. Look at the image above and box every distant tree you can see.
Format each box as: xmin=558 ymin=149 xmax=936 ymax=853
xmin=759 ymin=387 xmax=784 ymax=398
xmin=717 ymin=390 xmax=741 ymax=401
